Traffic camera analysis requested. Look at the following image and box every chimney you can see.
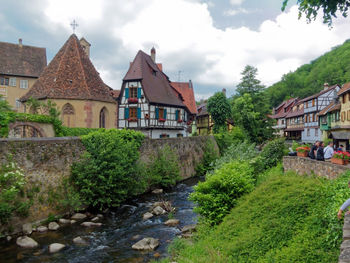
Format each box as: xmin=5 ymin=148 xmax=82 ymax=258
xmin=151 ymin=47 xmax=156 ymax=62
xmin=222 ymin=88 xmax=227 ymax=97
xmin=189 ymin=79 xmax=193 ymax=89
xmin=18 ymin=38 xmax=22 ymax=47
xmin=79 ymin=37 xmax=91 ymax=58
xmin=324 ymin=83 xmax=329 ymax=90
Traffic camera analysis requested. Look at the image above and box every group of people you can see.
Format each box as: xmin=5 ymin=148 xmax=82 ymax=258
xmin=309 ymin=141 xmax=344 ymax=161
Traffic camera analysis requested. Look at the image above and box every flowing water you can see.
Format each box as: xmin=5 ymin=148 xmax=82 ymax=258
xmin=0 ymin=177 xmax=200 ymax=263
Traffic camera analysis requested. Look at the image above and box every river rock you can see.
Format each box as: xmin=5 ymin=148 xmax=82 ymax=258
xmin=16 ymin=236 xmax=38 ymax=248
xmin=73 ymin=236 xmax=88 ymax=245
xmin=37 ymin=226 xmax=48 ymax=232
xmin=143 ymin=212 xmax=154 ymax=220
xmin=22 ymin=223 xmax=32 ymax=235
xmin=48 ymin=222 xmax=60 ymax=231
xmin=6 ymin=236 xmax=12 ymax=242
xmin=152 ymin=189 xmax=163 ymax=194
xmin=181 ymin=224 xmax=196 ymax=233
xmin=132 ymin=237 xmax=159 ymax=250
xmin=71 ymin=213 xmax=87 ymax=220
xmin=49 ymin=243 xmax=65 ymax=253
xmin=81 ymin=222 xmax=102 ymax=227
xmin=152 ymin=206 xmax=166 ymax=215
xmin=91 ymin=216 xmax=99 ymax=222
xmin=70 ymin=220 xmax=77 ymax=224
xmin=164 ymin=219 xmax=180 ymax=226
xmin=59 ymin=218 xmax=71 ymax=224
xmin=131 ymin=234 xmax=142 ymax=240
xmin=97 ymin=214 xmax=103 ymax=219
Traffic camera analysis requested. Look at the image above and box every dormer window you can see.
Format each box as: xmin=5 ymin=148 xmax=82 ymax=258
xmin=152 ymin=70 xmax=157 ymax=76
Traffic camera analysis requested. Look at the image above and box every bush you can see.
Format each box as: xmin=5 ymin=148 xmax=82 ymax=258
xmin=142 ymin=145 xmax=181 ymax=188
xmin=190 ymin=161 xmax=254 ymax=225
xmin=214 ymin=127 xmax=247 ymax=154
xmin=0 ymin=160 xmax=27 ymax=224
xmin=61 ymin=126 xmax=101 ymax=136
xmin=195 ymin=139 xmax=220 ymax=177
xmin=71 ymin=129 xmax=145 ymax=210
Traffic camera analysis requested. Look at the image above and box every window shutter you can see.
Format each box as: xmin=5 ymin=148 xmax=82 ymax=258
xmin=137 ymin=88 xmax=141 ymax=98
xmin=164 ymin=109 xmax=167 ymax=119
xmin=175 ymin=110 xmax=179 ymax=121
xmin=125 ymin=88 xmax=129 ymax=99
xmin=137 ymin=107 xmax=141 ymax=119
xmin=155 ymin=108 xmax=159 ymax=119
xmin=125 ymin=108 xmax=129 ymax=119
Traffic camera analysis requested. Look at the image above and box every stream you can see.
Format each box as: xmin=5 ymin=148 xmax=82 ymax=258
xmin=0 ymin=177 xmax=200 ymax=263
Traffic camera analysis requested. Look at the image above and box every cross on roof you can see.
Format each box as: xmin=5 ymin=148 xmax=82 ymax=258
xmin=70 ymin=20 xmax=78 ymax=33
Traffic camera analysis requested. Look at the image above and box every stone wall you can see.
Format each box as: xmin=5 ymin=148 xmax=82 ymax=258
xmin=0 ymin=135 xmax=215 ymax=234
xmin=283 ymin=156 xmax=350 ymax=179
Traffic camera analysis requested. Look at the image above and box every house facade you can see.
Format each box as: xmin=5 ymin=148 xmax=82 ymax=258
xmin=318 ymin=100 xmax=341 ymax=140
xmin=21 ymin=34 xmax=118 ymax=129
xmin=301 ymin=84 xmax=340 ymax=143
xmin=117 ymin=48 xmax=191 ymax=138
xmin=285 ymin=101 xmax=304 ymax=140
xmin=0 ymin=39 xmax=47 ymax=111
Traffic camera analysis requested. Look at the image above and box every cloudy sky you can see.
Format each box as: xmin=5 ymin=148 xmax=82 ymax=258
xmin=1 ymin=0 xmax=350 ymax=99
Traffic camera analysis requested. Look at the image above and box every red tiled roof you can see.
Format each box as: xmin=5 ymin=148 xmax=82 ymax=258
xmin=269 ymin=98 xmax=298 ymax=119
xmin=285 ymin=101 xmax=304 ymax=118
xmin=21 ymin=34 xmax=114 ymax=103
xmin=0 ymin=40 xmax=47 ymax=77
xmin=338 ymin=82 xmax=350 ymax=96
xmin=171 ymin=81 xmax=197 ymax=115
xmin=111 ymin=90 xmax=120 ymax=99
xmin=121 ymin=50 xmax=186 ymax=108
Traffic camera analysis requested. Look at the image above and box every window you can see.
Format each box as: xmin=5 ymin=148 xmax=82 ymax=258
xmin=20 ymin=80 xmax=28 ymax=89
xmin=129 ymin=107 xmax=137 ymax=119
xmin=336 ymin=111 xmax=340 ymax=121
xmin=312 ymin=113 xmax=316 ymax=122
xmin=130 ymin=87 xmax=137 ymax=98
xmin=348 ymin=110 xmax=350 ymax=121
xmin=307 ymin=128 xmax=310 ymax=136
xmin=315 ymin=128 xmax=318 ymax=137
xmin=177 ymin=133 xmax=183 ymax=137
xmin=312 ymin=99 xmax=315 ymax=107
xmin=281 ymin=119 xmax=285 ymax=125
xmin=305 ymin=102 xmax=308 ymax=109
xmin=341 ymin=111 xmax=346 ymax=122
xmin=0 ymin=76 xmax=9 ymax=86
xmin=99 ymin=107 xmax=108 ymax=128
xmin=15 ymin=99 xmax=21 ymax=109
xmin=159 ymin=134 xmax=169 ymax=138
xmin=159 ymin=108 xmax=164 ymax=119
xmin=62 ymin=103 xmax=75 ymax=127
xmin=9 ymin=78 xmax=16 ymax=86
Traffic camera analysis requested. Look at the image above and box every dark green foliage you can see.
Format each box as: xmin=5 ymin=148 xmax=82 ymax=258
xmin=165 ymin=168 xmax=348 ymax=263
xmin=190 ymin=161 xmax=254 ymax=225
xmin=142 ymin=145 xmax=181 ymax=188
xmin=71 ymin=129 xmax=145 ymax=210
xmin=267 ymin=39 xmax=350 ymax=107
xmin=207 ymin=92 xmax=231 ymax=133
xmin=236 ymin=65 xmax=265 ymax=96
xmin=62 ymin=126 xmax=101 ymax=136
xmin=282 ymin=0 xmax=350 ymax=26
xmin=213 ymin=127 xmax=247 ymax=154
xmin=0 ymin=95 xmax=12 ymax=112
xmin=195 ymin=139 xmax=220 ymax=177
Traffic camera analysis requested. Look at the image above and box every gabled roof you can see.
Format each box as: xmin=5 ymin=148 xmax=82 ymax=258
xmin=269 ymin=98 xmax=298 ymax=119
xmin=302 ymin=84 xmax=340 ymax=102
xmin=285 ymin=101 xmax=304 ymax=118
xmin=121 ymin=50 xmax=186 ymax=108
xmin=21 ymin=34 xmax=114 ymax=103
xmin=317 ymin=101 xmax=341 ymax=116
xmin=0 ymin=40 xmax=46 ymax=77
xmin=171 ymin=81 xmax=197 ymax=115
xmin=338 ymin=82 xmax=350 ymax=96
xmin=197 ymin=102 xmax=208 ymax=117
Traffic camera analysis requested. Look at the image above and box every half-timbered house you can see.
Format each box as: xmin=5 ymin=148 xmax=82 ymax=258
xmin=117 ymin=48 xmax=191 ymax=138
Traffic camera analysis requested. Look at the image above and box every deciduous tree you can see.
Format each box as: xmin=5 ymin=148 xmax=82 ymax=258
xmin=207 ymin=92 xmax=231 ymax=133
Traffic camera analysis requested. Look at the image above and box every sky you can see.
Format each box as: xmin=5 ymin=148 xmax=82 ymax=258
xmin=1 ymin=0 xmax=350 ymax=99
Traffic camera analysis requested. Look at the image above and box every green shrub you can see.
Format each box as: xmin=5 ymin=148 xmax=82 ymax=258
xmin=190 ymin=161 xmax=254 ymax=225
xmin=0 ymin=160 xmax=27 ymax=224
xmin=214 ymin=127 xmax=247 ymax=154
xmin=61 ymin=126 xmax=101 ymax=136
xmin=71 ymin=129 xmax=145 ymax=210
xmin=195 ymin=138 xmax=220 ymax=177
xmin=142 ymin=145 xmax=181 ymax=188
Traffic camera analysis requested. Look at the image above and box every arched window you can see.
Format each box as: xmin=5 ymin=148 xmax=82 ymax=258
xmin=62 ymin=103 xmax=75 ymax=127
xmin=99 ymin=107 xmax=108 ymax=128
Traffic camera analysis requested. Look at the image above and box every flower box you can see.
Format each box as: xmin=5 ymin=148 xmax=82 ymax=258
xmin=127 ymin=118 xmax=137 ymax=122
xmin=128 ymin=98 xmax=138 ymax=104
xmin=177 ymin=119 xmax=183 ymax=123
xmin=159 ymin=118 xmax=166 ymax=122
xmin=331 ymin=157 xmax=345 ymax=165
xmin=297 ymin=151 xmax=308 ymax=157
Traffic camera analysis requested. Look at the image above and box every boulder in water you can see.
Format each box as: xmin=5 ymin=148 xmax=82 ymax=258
xmin=16 ymin=236 xmax=38 ymax=248
xmin=48 ymin=222 xmax=59 ymax=231
xmin=152 ymin=206 xmax=166 ymax=215
xmin=49 ymin=243 xmax=65 ymax=253
xmin=164 ymin=219 xmax=180 ymax=226
xmin=91 ymin=216 xmax=99 ymax=222
xmin=152 ymin=189 xmax=163 ymax=194
xmin=143 ymin=212 xmax=154 ymax=220
xmin=181 ymin=224 xmax=196 ymax=233
xmin=37 ymin=226 xmax=48 ymax=232
xmin=59 ymin=218 xmax=70 ymax=224
xmin=22 ymin=223 xmax=32 ymax=235
xmin=73 ymin=236 xmax=88 ymax=245
xmin=132 ymin=237 xmax=159 ymax=250
xmin=81 ymin=221 xmax=102 ymax=227
xmin=71 ymin=213 xmax=87 ymax=220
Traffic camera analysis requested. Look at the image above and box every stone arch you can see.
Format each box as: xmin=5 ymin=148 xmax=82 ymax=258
xmin=62 ymin=103 xmax=76 ymax=127
xmin=99 ymin=107 xmax=108 ymax=128
xmin=8 ymin=122 xmax=45 ymax=138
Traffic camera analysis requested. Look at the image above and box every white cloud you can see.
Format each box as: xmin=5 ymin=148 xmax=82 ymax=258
xmin=224 ymin=7 xmax=252 ymax=16
xmin=41 ymin=0 xmax=350 ymax=99
xmin=230 ymin=0 xmax=245 ymax=6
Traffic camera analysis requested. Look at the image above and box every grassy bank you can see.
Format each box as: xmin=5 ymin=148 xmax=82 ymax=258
xmin=162 ymin=166 xmax=350 ymax=263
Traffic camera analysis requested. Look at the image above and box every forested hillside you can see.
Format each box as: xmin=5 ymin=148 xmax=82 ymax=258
xmin=266 ymin=39 xmax=350 ymax=107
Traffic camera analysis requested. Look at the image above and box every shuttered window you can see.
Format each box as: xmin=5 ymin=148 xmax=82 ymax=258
xmin=124 ymin=108 xmax=129 ymax=119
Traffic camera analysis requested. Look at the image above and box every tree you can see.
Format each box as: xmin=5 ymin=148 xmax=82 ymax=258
xmin=282 ymin=0 xmax=350 ymax=26
xmin=0 ymin=95 xmax=12 ymax=112
xmin=236 ymin=65 xmax=265 ymax=97
xmin=207 ymin=92 xmax=231 ymax=133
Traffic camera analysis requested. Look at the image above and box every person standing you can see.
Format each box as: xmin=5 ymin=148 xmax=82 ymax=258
xmin=316 ymin=141 xmax=325 ymax=161
xmin=309 ymin=141 xmax=319 ymax=159
xmin=324 ymin=141 xmax=334 ymax=161
xmin=338 ymin=181 xmax=350 ymax=219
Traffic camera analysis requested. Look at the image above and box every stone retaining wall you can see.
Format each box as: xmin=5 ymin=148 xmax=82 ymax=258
xmin=283 ymin=156 xmax=350 ymax=179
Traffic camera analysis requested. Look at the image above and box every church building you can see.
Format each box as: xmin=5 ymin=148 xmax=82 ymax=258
xmin=21 ymin=34 xmax=117 ymax=129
